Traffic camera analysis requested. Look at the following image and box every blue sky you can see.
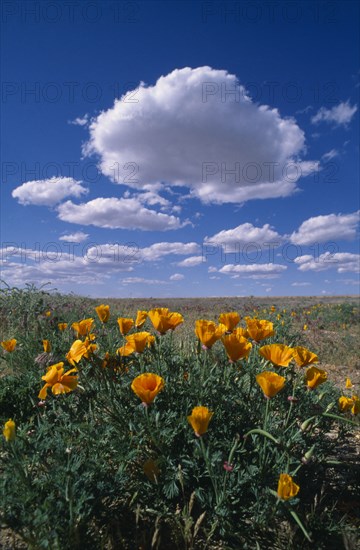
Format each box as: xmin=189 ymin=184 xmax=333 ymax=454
xmin=1 ymin=0 xmax=359 ymax=297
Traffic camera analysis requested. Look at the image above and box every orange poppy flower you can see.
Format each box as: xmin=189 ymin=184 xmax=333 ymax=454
xmin=42 ymin=340 xmax=51 ymax=353
xmin=1 ymin=339 xmax=17 ymax=352
xmin=305 ymin=366 xmax=327 ymax=390
xmin=222 ymin=331 xmax=252 ymax=362
xmin=259 ymin=344 xmax=294 ymax=367
xmin=351 ymin=395 xmax=360 ymax=415
xmin=148 ymin=308 xmax=184 ymax=334
xmin=38 ymin=362 xmax=78 ymax=399
xmin=338 ymin=396 xmax=353 ymax=412
xmin=293 ymin=346 xmax=318 ymax=367
xmin=218 ymin=312 xmax=240 ymax=332
xmin=117 ymin=332 xmax=155 ymax=356
xmin=3 ymin=419 xmax=16 ymax=442
xmin=245 ymin=318 xmax=275 ymax=342
xmin=95 ymin=304 xmax=110 ymax=323
xmin=195 ymin=320 xmax=226 ymax=349
xmin=256 ymin=371 xmax=285 ymax=398
xmin=277 ymin=474 xmax=300 ymax=500
xmin=131 ymin=373 xmax=164 ymax=405
xmin=71 ymin=318 xmax=94 ymax=337
xmin=58 ymin=323 xmax=68 ymax=331
xmin=187 ymin=406 xmax=213 ymax=437
xmin=66 ymin=337 xmax=97 ymax=366
xmin=135 ymin=310 xmax=148 ymax=328
xmin=117 ymin=317 xmax=134 ymax=335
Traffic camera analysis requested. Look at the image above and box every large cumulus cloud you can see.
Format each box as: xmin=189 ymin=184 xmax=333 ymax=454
xmin=84 ymin=67 xmax=317 ymax=204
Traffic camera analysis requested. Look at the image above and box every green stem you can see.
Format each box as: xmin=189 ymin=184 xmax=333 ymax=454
xmin=289 ymin=509 xmax=312 ymax=542
xmin=219 ymin=437 xmax=239 ymax=506
xmin=144 ymin=405 xmax=163 ymax=453
xmin=199 ymin=437 xmax=220 ymax=506
xmin=260 ymin=398 xmax=271 ymax=470
xmin=284 ymin=369 xmax=299 ymax=429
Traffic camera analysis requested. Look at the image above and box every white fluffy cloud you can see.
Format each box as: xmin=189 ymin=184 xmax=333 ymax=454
xmin=81 ymin=242 xmax=199 ymax=265
xmin=321 ymin=149 xmax=338 ymax=161
xmin=219 ymin=263 xmax=287 ymax=276
xmin=0 ymin=247 xmax=134 ymax=288
xmin=122 ymin=277 xmax=168 ymax=285
xmin=84 ymin=66 xmax=316 ymax=204
xmin=59 ymin=232 xmax=89 ymax=243
xmin=204 ymin=222 xmax=282 ymax=249
xmin=69 ymin=115 xmax=89 ymax=126
xmin=290 ymin=211 xmax=360 ymax=245
xmin=12 ymin=177 xmax=88 ymax=206
xmin=291 ymin=282 xmax=311 ymax=287
xmin=57 ymin=197 xmax=183 ymax=231
xmin=295 ymin=253 xmax=360 ymax=273
xmin=141 ymin=242 xmax=200 ymax=261
xmin=0 ymin=241 xmax=199 ymax=288
xmin=311 ymin=101 xmax=358 ymax=126
xmin=177 ymin=255 xmax=205 ymax=267
xmin=169 ymin=273 xmax=185 ymax=281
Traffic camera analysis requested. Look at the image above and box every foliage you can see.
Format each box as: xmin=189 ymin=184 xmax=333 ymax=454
xmin=0 ymin=286 xmax=359 ymax=549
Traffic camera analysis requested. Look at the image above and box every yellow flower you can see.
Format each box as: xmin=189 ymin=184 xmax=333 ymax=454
xmin=117 ymin=317 xmax=134 ymax=335
xmin=218 ymin=312 xmax=240 ymax=332
xmin=277 ymin=473 xmax=300 ymax=500
xmin=66 ymin=340 xmax=88 ymax=366
xmin=102 ymin=351 xmax=110 ymax=368
xmin=42 ymin=340 xmax=51 ymax=353
xmin=259 ymin=344 xmax=294 ymax=367
xmin=38 ymin=362 xmax=78 ymax=399
xmin=256 ymin=371 xmax=285 ymax=398
xmin=71 ymin=318 xmax=94 ymax=337
xmin=3 ymin=419 xmax=16 ymax=442
xmin=131 ymin=373 xmax=164 ymax=405
xmin=1 ymin=338 xmax=17 ymax=352
xmin=338 ymin=396 xmax=353 ymax=412
xmin=84 ymin=335 xmax=97 ymax=354
xmin=235 ymin=327 xmax=250 ymax=338
xmin=303 ymin=324 xmax=308 ymax=331
xmin=45 ymin=311 xmax=51 ymax=317
xmin=135 ymin=310 xmax=148 ymax=328
xmin=195 ymin=320 xmax=226 ymax=349
xmin=187 ymin=406 xmax=213 ymax=437
xmin=305 ymin=366 xmax=327 ymax=390
xmin=293 ymin=346 xmax=318 ymax=367
xmin=95 ymin=304 xmax=110 ymax=323
xmin=58 ymin=323 xmax=68 ymax=331
xmin=270 ymin=306 xmax=276 ymax=313
xmin=245 ymin=318 xmax=275 ymax=342
xmin=148 ymin=308 xmax=184 ymax=334
xmin=222 ymin=331 xmax=252 ymax=362
xmin=117 ymin=332 xmax=155 ymax=356
xmin=345 ymin=377 xmax=353 ymax=389
xmin=351 ymin=395 xmax=360 ymax=415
